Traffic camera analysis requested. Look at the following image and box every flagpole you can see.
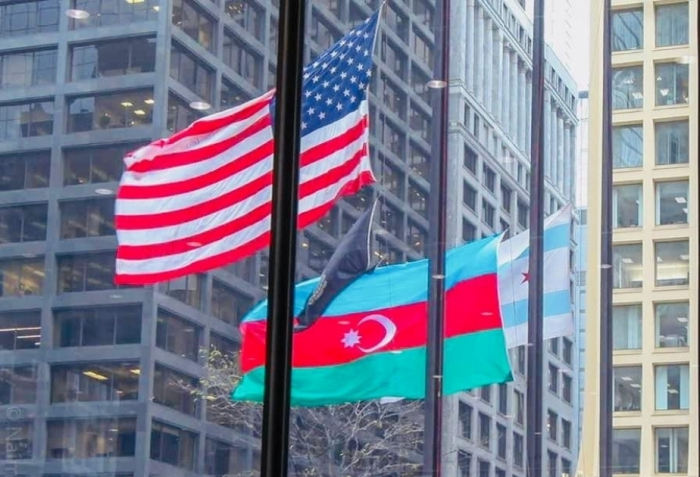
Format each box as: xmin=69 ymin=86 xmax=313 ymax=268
xmin=423 ymin=0 xmax=450 ymax=473
xmin=526 ymin=0 xmax=545 ymax=477
xmin=259 ymin=1 xmax=307 ymax=477
xmin=598 ymin=0 xmax=614 ymax=474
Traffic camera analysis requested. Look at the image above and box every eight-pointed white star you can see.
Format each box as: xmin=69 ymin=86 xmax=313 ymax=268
xmin=341 ymin=329 xmax=361 ymax=348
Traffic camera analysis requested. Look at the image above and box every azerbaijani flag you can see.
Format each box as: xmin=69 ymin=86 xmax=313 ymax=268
xmin=233 ymin=234 xmax=513 ymax=406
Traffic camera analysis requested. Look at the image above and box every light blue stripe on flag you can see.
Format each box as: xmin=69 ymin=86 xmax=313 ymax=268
xmin=501 ymin=289 xmax=572 ymax=328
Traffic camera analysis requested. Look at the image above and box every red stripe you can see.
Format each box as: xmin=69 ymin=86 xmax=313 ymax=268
xmin=298 ymin=145 xmax=367 ymax=199
xmin=118 ymin=140 xmax=273 ymax=200
xmin=129 ymin=115 xmax=272 ymax=173
xmin=114 ymin=231 xmax=271 ymax=285
xmin=116 ymin=171 xmax=272 ymax=230
xmin=298 ymin=170 xmax=375 ymax=227
xmin=239 ymin=274 xmax=501 ymax=372
xmin=116 ymin=202 xmax=272 ymax=260
xmin=299 ymin=118 xmax=367 ymax=167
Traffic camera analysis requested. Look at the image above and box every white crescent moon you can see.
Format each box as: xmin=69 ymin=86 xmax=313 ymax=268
xmin=357 ymin=314 xmax=397 ymax=353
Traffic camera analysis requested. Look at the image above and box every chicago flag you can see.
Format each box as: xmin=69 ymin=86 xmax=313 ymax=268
xmin=114 ymin=11 xmax=381 ymax=285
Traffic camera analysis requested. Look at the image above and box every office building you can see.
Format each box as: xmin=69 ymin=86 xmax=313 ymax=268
xmin=579 ymin=0 xmax=698 ymax=475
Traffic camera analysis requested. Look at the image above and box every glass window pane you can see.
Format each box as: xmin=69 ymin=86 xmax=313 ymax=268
xmin=655 ymin=302 xmax=689 ymax=348
xmin=67 ymin=89 xmax=154 ymax=132
xmin=0 ymin=422 xmax=33 ymax=459
xmin=70 ymin=37 xmax=156 ymax=81
xmin=46 ymin=418 xmax=136 ymax=459
xmin=656 ymin=428 xmax=688 ymax=474
xmin=0 ymin=100 xmax=54 ymax=140
xmin=0 ymin=366 xmax=37 ymax=405
xmin=612 ymin=9 xmax=643 ymax=51
xmin=612 ymin=66 xmax=643 ymax=110
xmin=613 ymin=429 xmax=641 ymax=474
xmin=656 ymin=63 xmax=689 ymax=106
xmin=0 ymin=258 xmax=45 ymax=297
xmin=614 ymin=366 xmax=642 ymax=412
xmin=612 ymin=243 xmax=643 ymax=289
xmin=656 ymin=181 xmax=689 ymax=225
xmin=0 ymin=0 xmax=60 ymax=37
xmin=613 ymin=184 xmax=642 ymax=228
xmin=70 ymin=0 xmax=159 ymax=28
xmin=655 ymin=241 xmax=689 ymax=287
xmin=156 ymin=310 xmax=200 ymax=361
xmin=51 ymin=362 xmax=139 ymax=403
xmin=613 ymin=305 xmax=642 ymax=350
xmin=655 ymin=120 xmax=689 ymax=165
xmin=655 ymin=365 xmax=689 ymax=410
xmin=612 ymin=124 xmax=643 ymax=168
xmin=60 ymin=199 xmax=115 ymax=238
xmin=656 ymin=3 xmax=689 ymax=47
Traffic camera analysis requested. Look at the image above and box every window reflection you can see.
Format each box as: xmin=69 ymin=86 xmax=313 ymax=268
xmin=613 ymin=184 xmax=642 ymax=228
xmin=170 ymin=44 xmax=214 ymax=102
xmin=0 ymin=0 xmax=59 ymax=37
xmin=655 ymin=63 xmax=689 ymax=106
xmin=64 ymin=143 xmax=142 ymax=185
xmin=0 ymin=258 xmax=45 ymax=296
xmin=655 ymin=302 xmax=689 ymax=348
xmin=54 ymin=306 xmax=141 ymax=348
xmin=225 ymin=0 xmax=264 ymax=41
xmin=47 ymin=417 xmax=136 ymax=459
xmin=205 ymin=438 xmax=248 ymax=477
xmin=223 ymin=31 xmax=263 ymax=88
xmin=172 ymin=0 xmax=215 ymax=51
xmin=60 ymin=199 xmax=115 ymax=239
xmin=70 ymin=0 xmax=159 ymax=28
xmin=156 ymin=310 xmax=200 ymax=361
xmin=153 ymin=364 xmax=197 ymax=415
xmin=0 ymin=151 xmax=50 ymax=191
xmin=159 ymin=274 xmax=203 ymax=309
xmin=655 ymin=241 xmax=689 ymax=287
xmin=67 ymin=89 xmax=154 ymax=132
xmin=612 ymin=124 xmax=643 ymax=169
xmin=655 ymin=3 xmax=689 ymax=47
xmin=150 ymin=420 xmax=197 ymax=470
xmin=612 ymin=9 xmax=643 ymax=51
xmin=221 ymin=79 xmax=252 ymax=110
xmin=0 ymin=366 xmax=37 ymax=405
xmin=0 ymin=100 xmax=54 ymax=141
xmin=0 ymin=311 xmax=41 ymax=350
xmin=51 ymin=362 xmax=139 ymax=403
xmin=167 ymin=93 xmax=205 ymax=133
xmin=655 ymin=428 xmax=688 ymax=474
xmin=612 ymin=66 xmax=643 ymax=110
xmin=655 ymin=365 xmax=689 ymax=411
xmin=0 ymin=203 xmax=48 ymax=243
xmin=57 ymin=252 xmax=117 ymax=293
xmin=70 ymin=37 xmax=156 ymax=81
xmin=211 ymin=280 xmax=252 ymax=325
xmin=0 ymin=49 xmax=57 ymax=88
xmin=612 ymin=243 xmax=643 ymax=289
xmin=0 ymin=422 xmax=33 ymax=459
xmin=612 ymin=428 xmax=641 ymax=474
xmin=612 ymin=305 xmax=642 ymax=350
xmin=656 ymin=181 xmax=688 ymax=225
xmin=613 ymin=366 xmax=642 ymax=412
xmin=655 ymin=120 xmax=689 ymax=165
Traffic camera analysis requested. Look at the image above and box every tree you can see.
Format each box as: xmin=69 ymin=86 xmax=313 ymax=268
xmin=188 ymin=347 xmax=425 ymax=477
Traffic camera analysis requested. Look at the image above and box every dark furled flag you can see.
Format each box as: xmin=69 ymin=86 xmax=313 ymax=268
xmin=295 ymin=200 xmax=378 ymax=331
xmin=114 ymin=9 xmax=381 ymax=285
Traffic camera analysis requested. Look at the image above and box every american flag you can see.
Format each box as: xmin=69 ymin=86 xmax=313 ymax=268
xmin=114 ymin=10 xmax=380 ymax=285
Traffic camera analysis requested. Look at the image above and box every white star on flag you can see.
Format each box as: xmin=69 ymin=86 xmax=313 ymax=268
xmin=342 ymin=330 xmax=361 ymax=348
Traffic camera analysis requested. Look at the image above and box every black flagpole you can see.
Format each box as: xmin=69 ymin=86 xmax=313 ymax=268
xmin=259 ymin=1 xmax=307 ymax=477
xmin=526 ymin=0 xmax=545 ymax=476
xmin=423 ymin=0 xmax=450 ymax=473
xmin=599 ymin=0 xmax=613 ymax=474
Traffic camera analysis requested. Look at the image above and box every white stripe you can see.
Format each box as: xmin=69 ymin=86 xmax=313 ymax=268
xmin=298 ymin=156 xmax=369 ymax=212
xmin=498 ymin=205 xmax=573 ymax=265
xmin=504 ymin=313 xmax=575 ymax=349
xmin=498 ymin=247 xmax=570 ymax=305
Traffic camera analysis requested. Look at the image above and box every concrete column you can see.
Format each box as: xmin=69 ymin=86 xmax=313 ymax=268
xmin=474 ymin=6 xmax=485 ymax=102
xmin=518 ymin=68 xmax=527 ymax=150
xmin=466 ymin=0 xmax=476 ymax=93
xmin=543 ymin=91 xmax=551 ymax=179
xmin=509 ymin=53 xmax=518 ymax=137
xmin=493 ymin=30 xmax=504 ymax=124
xmin=526 ymin=74 xmax=532 ymax=152
xmin=563 ymin=124 xmax=571 ymax=199
xmin=557 ymin=114 xmax=565 ymax=190
xmin=502 ymin=46 xmax=511 ymax=127
xmin=484 ymin=17 xmax=493 ymax=112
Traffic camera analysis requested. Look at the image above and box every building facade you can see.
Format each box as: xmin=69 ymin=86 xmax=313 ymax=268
xmin=0 ymin=0 xmax=579 ymax=477
xmin=579 ymin=0 xmax=698 ymax=475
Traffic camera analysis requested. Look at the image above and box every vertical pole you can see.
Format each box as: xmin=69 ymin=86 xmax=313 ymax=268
xmin=423 ymin=0 xmax=450 ymax=474
xmin=259 ymin=1 xmax=307 ymax=477
xmin=599 ymin=0 xmax=613 ymax=475
xmin=526 ymin=0 xmax=545 ymax=476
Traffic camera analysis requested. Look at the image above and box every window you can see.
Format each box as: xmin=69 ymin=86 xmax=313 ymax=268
xmin=210 ymin=332 xmax=237 ymax=354
xmin=614 ymin=366 xmax=642 ymax=412
xmin=483 ymin=165 xmax=496 ymax=192
xmin=0 ymin=422 xmax=33 ymax=459
xmin=0 ymin=257 xmax=44 ymax=296
xmin=167 ymin=93 xmax=205 ymax=133
xmin=172 ymin=0 xmax=214 ymax=51
xmin=655 ymin=241 xmax=689 ymax=287
xmin=612 ymin=8 xmax=643 ymax=51
xmin=562 ymin=458 xmax=572 ymax=477
xmin=153 ymin=365 xmax=197 ymax=415
xmin=0 ymin=311 xmax=41 ymax=351
xmin=656 ymin=181 xmax=688 ymax=225
xmin=51 ymin=362 xmax=139 ymax=403
xmin=482 ymin=201 xmax=495 ymax=228
xmin=211 ymin=281 xmax=252 ymax=326
xmin=656 ymin=121 xmax=689 ymax=165
xmin=408 ymin=144 xmax=429 ymax=178
xmin=655 ymin=302 xmax=689 ymax=348
xmin=378 ymin=157 xmax=404 ymax=198
xmin=70 ymin=38 xmax=155 ymax=81
xmin=656 ymin=3 xmax=689 ymax=47
xmin=0 ymin=151 xmax=50 ymax=191
xmin=0 ymin=100 xmax=54 ymax=140
xmin=223 ymin=31 xmax=262 ymax=87
xmin=548 ymin=364 xmax=559 ymax=394
xmin=613 ymin=184 xmax=642 ymax=228
xmin=562 ymin=419 xmax=572 ymax=449
xmin=159 ymin=275 xmax=203 ymax=309
xmin=613 ymin=304 xmax=642 ymax=350
xmin=477 ymin=459 xmax=490 ymax=477
xmin=498 ymin=383 xmax=508 ymax=414
xmin=70 ymin=0 xmax=159 ymax=28
xmin=60 ymin=199 xmax=115 ymax=239
xmin=513 ymin=433 xmax=524 ymax=468
xmin=57 ymin=252 xmax=117 ymax=293
xmin=307 ymin=236 xmax=334 ymax=272
xmin=150 ymin=420 xmax=197 ymax=470
xmin=0 ymin=204 xmax=47 ymax=243
xmin=500 ymin=185 xmax=512 ymax=213
xmin=225 ymin=0 xmax=264 ymax=40
xmin=0 ymin=49 xmax=57 ymax=88
xmin=562 ymin=338 xmax=573 ymax=365
xmin=549 ymin=338 xmax=559 ymax=355
xmin=514 ymin=389 xmax=524 ymax=425
xmin=0 ymin=0 xmax=59 ymax=36
xmin=562 ymin=374 xmax=573 ymax=403
xmin=67 ymin=89 xmax=153 ymax=132
xmin=547 ymin=451 xmax=557 ymax=477
xmin=458 ymin=401 xmax=472 ymax=439
xmin=457 ymin=450 xmax=472 ymax=477
xmin=379 ymin=200 xmax=403 ymax=237
xmin=612 ymin=124 xmax=643 ymax=168
xmin=462 ymin=218 xmax=477 ymax=243
xmin=464 ymin=145 xmax=478 ymax=173
xmin=655 ymin=364 xmax=689 ymax=411
xmin=612 ymin=66 xmax=643 ymax=110
xmin=612 ymin=429 xmax=642 ymax=474
xmin=205 ymin=438 xmax=248 ymax=477
xmin=408 ymin=182 xmax=427 ymax=218
xmin=64 ymin=143 xmax=141 ymax=185
xmin=0 ymin=367 xmax=37 ymax=405
xmin=480 ymin=385 xmax=491 ymax=403
xmin=655 ymin=427 xmax=688 ymax=474
xmin=517 ymin=201 xmax=528 ymax=228
xmin=656 ymin=63 xmax=689 ymax=106
xmin=612 ymin=243 xmax=643 ymax=289
xmin=47 ymin=418 xmax=135 ymax=459
xmin=170 ymin=44 xmax=213 ymax=102
xmin=496 ymin=424 xmax=507 ymax=459
xmin=221 ymin=79 xmax=252 ymax=109
xmin=463 ymin=182 xmax=477 ymax=211
xmin=547 ymin=410 xmax=558 ymax=441
xmin=156 ymin=310 xmax=200 ymax=361
xmin=515 ymin=347 xmax=526 ymax=374
xmin=478 ymin=413 xmax=490 ymax=449
xmin=54 ymin=306 xmax=141 ymax=348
